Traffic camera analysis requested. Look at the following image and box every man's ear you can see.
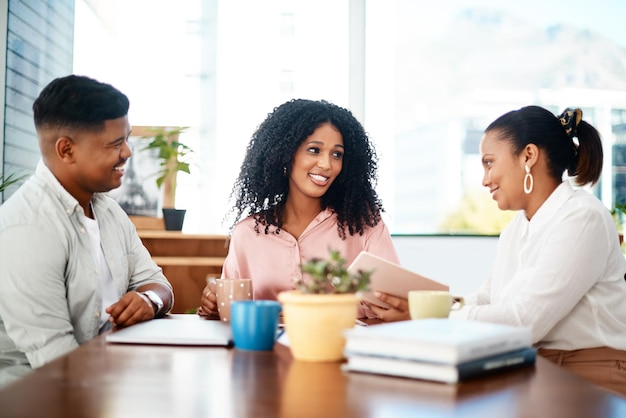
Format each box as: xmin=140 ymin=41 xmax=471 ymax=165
xmin=522 ymin=143 xmax=539 ymax=168
xmin=55 ymin=136 xmax=75 ymax=161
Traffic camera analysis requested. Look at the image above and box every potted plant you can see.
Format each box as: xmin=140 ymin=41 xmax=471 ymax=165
xmin=277 ymin=249 xmax=373 ymax=362
xmin=140 ymin=126 xmax=193 ymax=231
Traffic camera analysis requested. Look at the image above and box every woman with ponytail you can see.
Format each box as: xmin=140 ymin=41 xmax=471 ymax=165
xmin=372 ymin=105 xmax=626 ymax=395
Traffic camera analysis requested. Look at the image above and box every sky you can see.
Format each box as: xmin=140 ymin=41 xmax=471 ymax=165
xmin=410 ymin=0 xmax=626 ymax=47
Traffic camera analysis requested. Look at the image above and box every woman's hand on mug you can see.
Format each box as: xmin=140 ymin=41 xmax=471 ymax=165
xmin=365 ymin=292 xmax=411 ymax=322
xmin=198 ymin=284 xmax=219 ymax=317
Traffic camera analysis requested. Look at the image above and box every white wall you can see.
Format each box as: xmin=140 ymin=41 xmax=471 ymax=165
xmin=392 ymin=235 xmax=498 ymax=296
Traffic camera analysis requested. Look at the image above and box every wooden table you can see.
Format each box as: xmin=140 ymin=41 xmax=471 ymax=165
xmin=0 ymin=319 xmax=625 ymax=418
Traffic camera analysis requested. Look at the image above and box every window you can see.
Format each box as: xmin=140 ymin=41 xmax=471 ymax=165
xmin=365 ymin=0 xmax=626 ymax=234
xmin=74 ymin=0 xmax=626 ymax=234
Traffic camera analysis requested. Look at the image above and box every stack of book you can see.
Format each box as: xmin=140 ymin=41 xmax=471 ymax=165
xmin=342 ymin=318 xmax=536 ymax=384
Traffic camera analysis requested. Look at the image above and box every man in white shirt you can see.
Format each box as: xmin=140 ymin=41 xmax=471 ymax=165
xmin=0 ymin=75 xmax=174 ymax=387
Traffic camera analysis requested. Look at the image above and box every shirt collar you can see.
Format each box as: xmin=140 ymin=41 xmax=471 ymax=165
xmin=526 ymin=181 xmax=574 ymax=236
xmin=264 ymin=207 xmax=335 ymax=236
xmin=35 ymin=160 xmax=84 ymax=216
xmin=315 ymin=208 xmax=335 ymax=223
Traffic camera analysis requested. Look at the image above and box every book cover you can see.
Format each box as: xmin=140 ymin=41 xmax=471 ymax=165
xmin=342 ymin=347 xmax=537 ymax=384
xmin=343 ymin=318 xmax=532 ymax=364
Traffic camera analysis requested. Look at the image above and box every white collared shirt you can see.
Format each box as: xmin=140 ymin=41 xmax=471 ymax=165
xmin=450 ymin=182 xmax=626 ymax=350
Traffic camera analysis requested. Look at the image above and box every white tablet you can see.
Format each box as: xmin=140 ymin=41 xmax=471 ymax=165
xmin=347 ymin=251 xmax=449 ymax=309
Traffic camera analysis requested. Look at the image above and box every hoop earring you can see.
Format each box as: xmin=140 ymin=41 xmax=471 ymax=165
xmin=524 ymin=164 xmax=533 ymax=194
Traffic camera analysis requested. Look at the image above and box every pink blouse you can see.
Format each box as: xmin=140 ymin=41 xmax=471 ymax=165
xmin=221 ymin=209 xmax=399 ymax=308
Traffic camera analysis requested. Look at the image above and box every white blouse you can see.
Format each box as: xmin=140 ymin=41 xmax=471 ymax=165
xmin=450 ymin=182 xmax=626 ymax=350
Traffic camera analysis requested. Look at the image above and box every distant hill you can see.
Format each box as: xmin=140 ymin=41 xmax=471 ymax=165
xmin=395 ymin=8 xmax=626 ymax=125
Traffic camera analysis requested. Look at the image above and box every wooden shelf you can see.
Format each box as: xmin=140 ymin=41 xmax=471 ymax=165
xmin=136 ymin=230 xmax=228 ymax=240
xmin=151 ymin=256 xmax=226 ymax=267
xmin=133 ymin=225 xmax=229 ymax=313
xmin=129 ymin=216 xmax=164 ymax=230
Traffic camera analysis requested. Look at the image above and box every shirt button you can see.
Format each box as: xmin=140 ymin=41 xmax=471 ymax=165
xmin=95 ymin=311 xmax=100 ymax=318
xmin=75 ymin=207 xmax=81 ymax=212
xmin=80 ymin=228 xmax=85 ymax=233
xmin=66 ymin=209 xmax=71 ymax=215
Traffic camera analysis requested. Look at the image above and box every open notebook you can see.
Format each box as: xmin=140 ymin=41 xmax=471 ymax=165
xmin=106 ymin=314 xmax=232 ymax=346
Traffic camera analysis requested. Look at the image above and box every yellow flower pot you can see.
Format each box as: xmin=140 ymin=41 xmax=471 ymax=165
xmin=277 ymin=290 xmax=359 ymax=362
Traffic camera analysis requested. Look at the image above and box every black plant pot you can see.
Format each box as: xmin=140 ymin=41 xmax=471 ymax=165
xmin=162 ymin=208 xmax=186 ymax=231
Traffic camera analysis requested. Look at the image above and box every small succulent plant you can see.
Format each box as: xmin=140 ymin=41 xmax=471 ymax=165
xmin=298 ymin=249 xmax=372 ymax=294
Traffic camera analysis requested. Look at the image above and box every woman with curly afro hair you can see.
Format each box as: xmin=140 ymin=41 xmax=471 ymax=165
xmin=198 ymin=99 xmax=399 ymax=319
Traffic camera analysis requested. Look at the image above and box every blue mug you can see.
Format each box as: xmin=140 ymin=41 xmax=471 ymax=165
xmin=230 ymin=300 xmax=283 ymax=351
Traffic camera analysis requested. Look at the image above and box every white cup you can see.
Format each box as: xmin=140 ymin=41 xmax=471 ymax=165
xmin=408 ymin=290 xmax=464 ymax=319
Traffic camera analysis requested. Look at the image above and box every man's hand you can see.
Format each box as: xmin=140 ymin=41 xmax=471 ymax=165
xmin=106 ymin=291 xmax=155 ymax=327
xmin=364 ymin=291 xmax=411 ymax=322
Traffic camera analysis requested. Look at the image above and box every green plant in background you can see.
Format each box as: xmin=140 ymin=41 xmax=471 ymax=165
xmin=0 ymin=172 xmax=26 ymax=194
xmin=298 ymin=249 xmax=372 ymax=294
xmin=440 ymin=189 xmax=515 ymax=235
xmin=140 ymin=126 xmax=193 ymax=208
xmin=611 ymin=202 xmax=626 ymax=235
xmin=610 ymin=202 xmax=626 ymax=258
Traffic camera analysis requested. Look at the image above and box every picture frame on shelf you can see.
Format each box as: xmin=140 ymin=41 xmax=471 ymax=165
xmin=107 ymin=126 xmax=163 ymax=217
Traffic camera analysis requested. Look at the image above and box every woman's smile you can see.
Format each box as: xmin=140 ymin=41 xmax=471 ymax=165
xmin=309 ymin=173 xmax=330 ymax=186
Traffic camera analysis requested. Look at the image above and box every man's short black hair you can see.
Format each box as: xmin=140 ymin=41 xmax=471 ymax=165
xmin=33 ymin=74 xmax=129 ymax=132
